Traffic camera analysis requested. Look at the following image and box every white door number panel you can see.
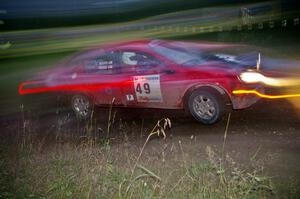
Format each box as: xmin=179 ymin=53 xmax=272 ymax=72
xmin=133 ymin=75 xmax=162 ymax=102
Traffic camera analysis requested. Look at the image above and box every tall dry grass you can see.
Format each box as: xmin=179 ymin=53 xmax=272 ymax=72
xmin=0 ymin=107 xmax=299 ymax=198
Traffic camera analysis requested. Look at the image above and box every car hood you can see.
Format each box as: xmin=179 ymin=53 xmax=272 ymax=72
xmin=208 ymin=51 xmax=259 ymax=70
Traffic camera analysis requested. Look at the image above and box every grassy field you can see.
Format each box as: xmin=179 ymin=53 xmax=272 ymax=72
xmin=1 ymin=114 xmax=299 ymax=199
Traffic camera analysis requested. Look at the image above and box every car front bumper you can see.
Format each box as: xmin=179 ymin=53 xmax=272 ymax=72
xmin=231 ymin=86 xmax=264 ymax=109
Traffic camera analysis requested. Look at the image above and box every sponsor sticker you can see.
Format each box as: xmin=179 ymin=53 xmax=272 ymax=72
xmin=133 ymin=75 xmax=162 ymax=102
xmin=126 ymin=94 xmax=134 ymax=101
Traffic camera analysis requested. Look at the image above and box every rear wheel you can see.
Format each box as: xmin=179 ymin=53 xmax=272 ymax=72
xmin=71 ymin=94 xmax=92 ymax=119
xmin=188 ymin=90 xmax=225 ymax=124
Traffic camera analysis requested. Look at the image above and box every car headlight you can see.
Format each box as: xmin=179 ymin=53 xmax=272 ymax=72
xmin=239 ymin=71 xmax=266 ymax=83
xmin=240 ymin=71 xmax=300 ymax=87
xmin=239 ymin=71 xmax=284 ymax=86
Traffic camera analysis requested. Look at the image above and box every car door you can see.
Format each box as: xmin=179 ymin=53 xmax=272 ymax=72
xmin=73 ymin=50 xmax=128 ymax=106
xmin=119 ymin=49 xmax=178 ymax=108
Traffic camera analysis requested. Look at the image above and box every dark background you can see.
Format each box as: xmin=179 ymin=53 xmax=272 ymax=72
xmin=1 ymin=0 xmax=299 ymax=30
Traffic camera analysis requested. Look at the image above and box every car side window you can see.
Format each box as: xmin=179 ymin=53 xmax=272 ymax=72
xmin=84 ymin=52 xmax=118 ymax=74
xmin=120 ymin=51 xmax=162 ymax=70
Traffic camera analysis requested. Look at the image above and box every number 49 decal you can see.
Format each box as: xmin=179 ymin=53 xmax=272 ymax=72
xmin=133 ymin=75 xmax=162 ymax=102
xmin=135 ymin=83 xmax=151 ymax=94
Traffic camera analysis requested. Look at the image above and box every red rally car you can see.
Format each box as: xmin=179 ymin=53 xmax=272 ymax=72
xmin=19 ymin=39 xmax=267 ymax=124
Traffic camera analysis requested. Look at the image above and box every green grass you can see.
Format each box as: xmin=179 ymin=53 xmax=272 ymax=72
xmin=0 ymin=117 xmax=299 ymax=199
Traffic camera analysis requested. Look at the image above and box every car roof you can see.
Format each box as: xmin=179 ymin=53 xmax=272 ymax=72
xmin=63 ymin=39 xmax=156 ymax=63
xmin=108 ymin=39 xmax=154 ymax=50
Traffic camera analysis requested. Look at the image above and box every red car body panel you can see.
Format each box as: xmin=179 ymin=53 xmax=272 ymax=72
xmin=19 ymin=39 xmax=261 ymax=110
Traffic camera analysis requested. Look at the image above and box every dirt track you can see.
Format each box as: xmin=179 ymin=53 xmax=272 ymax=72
xmin=128 ymin=99 xmax=300 ymax=181
xmin=1 ymin=98 xmax=300 ymax=183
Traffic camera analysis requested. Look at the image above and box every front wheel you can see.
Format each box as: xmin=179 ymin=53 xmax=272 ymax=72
xmin=188 ymin=90 xmax=225 ymax=124
xmin=71 ymin=94 xmax=92 ymax=119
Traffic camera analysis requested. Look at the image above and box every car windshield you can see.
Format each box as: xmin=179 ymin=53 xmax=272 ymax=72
xmin=150 ymin=43 xmax=204 ymax=66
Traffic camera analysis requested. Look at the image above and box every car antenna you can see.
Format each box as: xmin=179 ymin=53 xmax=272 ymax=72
xmin=256 ymin=53 xmax=261 ymax=71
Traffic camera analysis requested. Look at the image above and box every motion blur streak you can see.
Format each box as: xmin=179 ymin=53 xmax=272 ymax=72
xmin=267 ymin=78 xmax=300 ymax=87
xmin=18 ymin=81 xmax=131 ymax=95
xmin=240 ymin=72 xmax=300 ymax=87
xmin=0 ymin=1 xmax=281 ymax=58
xmin=233 ymin=90 xmax=300 ymax=99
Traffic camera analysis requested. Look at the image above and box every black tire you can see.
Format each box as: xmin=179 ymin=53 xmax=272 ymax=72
xmin=187 ymin=90 xmax=225 ymax=124
xmin=71 ymin=94 xmax=92 ymax=120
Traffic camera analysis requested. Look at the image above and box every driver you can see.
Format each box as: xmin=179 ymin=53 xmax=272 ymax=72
xmin=122 ymin=52 xmax=138 ymax=66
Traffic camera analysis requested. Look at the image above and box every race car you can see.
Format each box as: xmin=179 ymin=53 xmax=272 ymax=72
xmin=19 ymin=39 xmax=268 ymax=124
